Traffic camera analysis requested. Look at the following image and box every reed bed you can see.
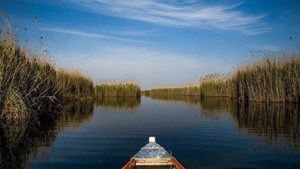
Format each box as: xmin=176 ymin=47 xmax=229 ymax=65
xmin=148 ymin=84 xmax=200 ymax=97
xmin=144 ymin=74 xmax=231 ymax=98
xmin=0 ymin=39 xmax=60 ymax=119
xmin=199 ymin=73 xmax=232 ymax=98
xmin=57 ymin=69 xmax=94 ymax=101
xmin=146 ymin=55 xmax=300 ymax=103
xmin=141 ymin=90 xmax=151 ymax=97
xmin=0 ymin=15 xmax=95 ymax=119
xmin=144 ymin=75 xmax=230 ymax=98
xmin=95 ymin=80 xmax=141 ymax=97
xmin=233 ymin=55 xmax=300 ymax=102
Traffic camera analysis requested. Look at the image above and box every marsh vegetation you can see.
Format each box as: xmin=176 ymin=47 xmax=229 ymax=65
xmin=57 ymin=69 xmax=94 ymax=101
xmin=233 ymin=56 xmax=300 ymax=102
xmin=0 ymin=15 xmax=95 ymax=120
xmin=144 ymin=55 xmax=300 ymax=103
xmin=95 ymin=80 xmax=141 ymax=97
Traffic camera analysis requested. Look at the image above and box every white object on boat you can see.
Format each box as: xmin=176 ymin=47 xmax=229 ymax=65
xmin=149 ymin=136 xmax=156 ymax=143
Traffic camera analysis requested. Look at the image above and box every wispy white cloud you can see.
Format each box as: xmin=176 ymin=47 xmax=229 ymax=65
xmin=108 ymin=29 xmax=159 ymax=37
xmin=41 ymin=27 xmax=150 ymax=43
xmin=67 ymin=0 xmax=268 ymax=35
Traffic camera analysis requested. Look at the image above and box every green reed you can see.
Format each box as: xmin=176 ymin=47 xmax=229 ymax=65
xmin=95 ymin=80 xmax=141 ymax=97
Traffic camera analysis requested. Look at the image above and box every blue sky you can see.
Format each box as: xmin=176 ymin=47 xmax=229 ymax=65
xmin=1 ymin=0 xmax=300 ymax=89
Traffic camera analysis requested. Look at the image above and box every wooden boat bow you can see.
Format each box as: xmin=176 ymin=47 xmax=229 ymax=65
xmin=122 ymin=137 xmax=185 ymax=169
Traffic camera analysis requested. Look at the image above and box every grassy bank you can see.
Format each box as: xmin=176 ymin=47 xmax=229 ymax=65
xmin=95 ymin=80 xmax=141 ymax=97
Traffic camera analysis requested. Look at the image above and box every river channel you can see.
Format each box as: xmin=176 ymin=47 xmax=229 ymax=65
xmin=1 ymin=96 xmax=300 ymax=169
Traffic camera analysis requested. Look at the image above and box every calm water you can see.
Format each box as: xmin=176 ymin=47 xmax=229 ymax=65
xmin=1 ymin=96 xmax=300 ymax=169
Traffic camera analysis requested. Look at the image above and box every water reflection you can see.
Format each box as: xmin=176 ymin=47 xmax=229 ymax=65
xmin=1 ymin=97 xmax=300 ymax=169
xmin=233 ymin=102 xmax=300 ymax=147
xmin=0 ymin=100 xmax=94 ymax=169
xmin=95 ymin=97 xmax=141 ymax=111
xmin=149 ymin=95 xmax=200 ymax=106
xmin=148 ymin=95 xmax=300 ymax=148
xmin=199 ymin=97 xmax=234 ymax=120
xmin=0 ymin=118 xmax=57 ymax=169
xmin=58 ymin=100 xmax=94 ymax=128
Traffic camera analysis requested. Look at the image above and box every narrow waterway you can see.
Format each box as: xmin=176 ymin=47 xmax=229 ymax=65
xmin=1 ymin=96 xmax=300 ymax=169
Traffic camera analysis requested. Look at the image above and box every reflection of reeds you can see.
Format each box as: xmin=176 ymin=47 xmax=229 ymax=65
xmin=58 ymin=100 xmax=94 ymax=128
xmin=95 ymin=80 xmax=141 ymax=97
xmin=0 ymin=100 xmax=96 ymax=169
xmin=0 ymin=118 xmax=57 ymax=169
xmin=199 ymin=98 xmax=234 ymax=119
xmin=232 ymin=102 xmax=300 ymax=146
xmin=149 ymin=95 xmax=201 ymax=106
xmin=199 ymin=98 xmax=300 ymax=147
xmin=95 ymin=97 xmax=141 ymax=110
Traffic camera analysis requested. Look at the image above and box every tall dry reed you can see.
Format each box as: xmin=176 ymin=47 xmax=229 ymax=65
xmin=56 ymin=69 xmax=94 ymax=100
xmin=0 ymin=13 xmax=95 ymax=119
xmin=148 ymin=84 xmax=200 ymax=97
xmin=233 ymin=56 xmax=300 ymax=102
xmin=199 ymin=73 xmax=232 ymax=98
xmin=0 ymin=39 xmax=60 ymax=119
xmin=95 ymin=80 xmax=141 ymax=97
